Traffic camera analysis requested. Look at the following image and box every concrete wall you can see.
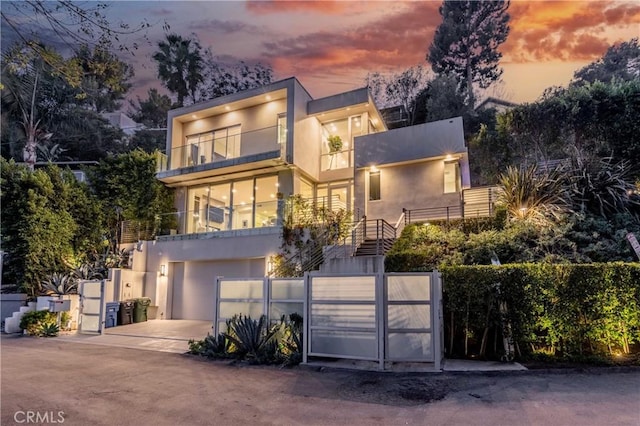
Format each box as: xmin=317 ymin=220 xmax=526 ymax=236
xmin=136 ymin=230 xmax=281 ymax=319
xmin=292 ymin=81 xmax=321 ymax=180
xmin=355 ymin=160 xmax=462 ymax=224
xmin=355 ymin=117 xmax=467 ymax=168
xmin=1 ymin=294 xmax=27 ymax=319
xmin=307 ymin=87 xmax=369 ymax=115
xmin=169 ymin=258 xmax=265 ymax=320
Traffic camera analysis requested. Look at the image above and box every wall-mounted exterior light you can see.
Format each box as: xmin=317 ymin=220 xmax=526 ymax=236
xmin=160 ymin=264 xmax=166 ymax=277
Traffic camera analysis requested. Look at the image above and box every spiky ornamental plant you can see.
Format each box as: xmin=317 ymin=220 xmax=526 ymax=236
xmin=567 ymin=155 xmax=639 ymax=218
xmin=41 ymin=272 xmax=78 ymax=295
xmin=497 ymin=165 xmax=570 ymax=224
xmin=223 ymin=315 xmax=279 ymax=363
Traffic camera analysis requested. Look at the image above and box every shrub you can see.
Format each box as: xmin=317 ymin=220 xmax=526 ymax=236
xmin=189 ymin=313 xmax=304 ymax=366
xmin=441 ymin=263 xmax=640 ymax=361
xmin=19 ymin=311 xmax=58 ymax=337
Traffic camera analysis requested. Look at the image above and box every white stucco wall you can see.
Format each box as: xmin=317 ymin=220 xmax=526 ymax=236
xmin=355 ymin=160 xmax=462 ymax=224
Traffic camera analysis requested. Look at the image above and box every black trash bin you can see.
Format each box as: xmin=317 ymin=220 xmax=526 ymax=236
xmin=105 ymin=302 xmax=120 ymax=328
xmin=133 ymin=297 xmax=152 ymax=323
xmin=118 ymin=300 xmax=135 ymax=325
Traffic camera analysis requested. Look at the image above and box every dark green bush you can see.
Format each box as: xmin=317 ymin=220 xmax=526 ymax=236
xmin=440 ymin=263 xmax=640 ymax=360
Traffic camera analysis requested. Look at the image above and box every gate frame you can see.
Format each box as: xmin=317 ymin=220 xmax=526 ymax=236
xmin=303 ymin=271 xmax=442 ymax=371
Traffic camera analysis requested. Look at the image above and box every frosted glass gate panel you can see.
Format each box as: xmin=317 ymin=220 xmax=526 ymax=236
xmin=216 ymin=279 xmax=265 ymax=333
xmin=269 ymin=279 xmax=304 ymax=321
xmin=215 ymin=278 xmax=305 ymax=334
xmin=385 ymin=274 xmax=434 ymax=361
xmin=307 ymin=275 xmax=378 ymax=360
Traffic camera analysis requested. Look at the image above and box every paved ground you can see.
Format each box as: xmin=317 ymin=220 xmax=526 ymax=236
xmin=2 ymin=335 xmax=639 ymax=426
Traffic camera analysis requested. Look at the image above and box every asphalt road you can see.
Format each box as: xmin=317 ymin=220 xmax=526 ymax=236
xmin=1 ymin=336 xmax=639 ymax=426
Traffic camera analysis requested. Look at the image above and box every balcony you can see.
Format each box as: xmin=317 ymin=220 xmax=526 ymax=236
xmin=156 ymin=125 xmax=286 ymax=183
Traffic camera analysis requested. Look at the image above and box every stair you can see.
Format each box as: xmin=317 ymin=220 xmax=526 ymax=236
xmin=4 ymin=303 xmax=36 ymax=334
xmin=355 ymin=238 xmax=396 ymax=256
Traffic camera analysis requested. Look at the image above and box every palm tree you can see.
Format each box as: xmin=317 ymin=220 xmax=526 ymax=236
xmin=1 ymin=44 xmax=55 ymax=170
xmin=153 ymin=34 xmax=204 ymax=107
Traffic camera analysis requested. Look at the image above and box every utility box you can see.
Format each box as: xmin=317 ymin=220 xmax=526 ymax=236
xmin=48 ymin=299 xmax=71 ymax=312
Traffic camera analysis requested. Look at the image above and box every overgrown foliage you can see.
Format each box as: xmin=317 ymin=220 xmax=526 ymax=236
xmin=440 ymin=264 xmax=640 ymax=361
xmin=272 ymin=195 xmax=352 ymax=277
xmin=188 ymin=314 xmax=303 ymax=366
xmin=0 ymin=159 xmax=104 ymax=296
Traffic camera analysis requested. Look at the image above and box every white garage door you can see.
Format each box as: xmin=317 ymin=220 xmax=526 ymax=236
xmin=171 ymin=259 xmax=265 ymax=321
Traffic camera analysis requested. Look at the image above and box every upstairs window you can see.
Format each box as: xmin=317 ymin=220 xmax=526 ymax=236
xmin=444 ymin=161 xmax=459 ymax=193
xmin=369 ymin=171 xmax=381 ymax=201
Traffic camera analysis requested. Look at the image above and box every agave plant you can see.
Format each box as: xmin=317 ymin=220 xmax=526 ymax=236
xmin=497 ymin=165 xmax=570 ymax=224
xmin=41 ymin=272 xmax=78 ymax=295
xmin=224 ymin=315 xmax=279 ymax=363
xmin=71 ymin=262 xmax=104 ymax=282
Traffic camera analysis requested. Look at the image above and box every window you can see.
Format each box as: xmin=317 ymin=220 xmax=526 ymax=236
xmin=444 ymin=161 xmax=459 ymax=193
xmin=277 ymin=113 xmax=287 ymax=145
xmin=369 ymin=171 xmax=380 ymax=201
xmin=185 ymin=125 xmax=241 ymax=167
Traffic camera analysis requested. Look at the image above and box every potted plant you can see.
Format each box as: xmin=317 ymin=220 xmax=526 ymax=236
xmin=327 ymin=135 xmax=343 ymax=169
xmin=327 ymin=135 xmax=343 ymax=153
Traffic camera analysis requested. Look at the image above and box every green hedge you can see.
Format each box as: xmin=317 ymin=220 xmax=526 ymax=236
xmin=440 ymin=263 xmax=640 ymax=360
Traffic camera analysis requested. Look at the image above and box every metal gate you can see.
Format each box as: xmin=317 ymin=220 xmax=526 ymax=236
xmin=78 ymin=280 xmax=104 ymax=334
xmin=305 ymin=272 xmax=442 ymax=370
xmin=215 ymin=277 xmax=304 ymax=335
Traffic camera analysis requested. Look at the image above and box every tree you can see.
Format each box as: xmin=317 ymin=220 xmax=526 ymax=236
xmin=73 ymin=45 xmax=134 ymax=112
xmin=153 ymin=34 xmax=204 ymax=107
xmin=0 ymin=159 xmax=104 ymax=296
xmin=1 ymin=43 xmax=68 ymax=170
xmin=129 ymin=88 xmax=172 ymax=128
xmin=422 ymin=73 xmax=468 ymax=122
xmin=201 ymin=49 xmax=274 ymax=100
xmin=86 ymin=150 xmax=175 ymax=251
xmin=128 ymin=88 xmax=171 ymax=153
xmin=1 ymin=1 xmax=150 ymax=87
xmin=428 ymin=0 xmax=510 ymax=108
xmin=572 ymin=38 xmax=640 ymax=86
xmin=366 ymin=65 xmax=431 ymax=126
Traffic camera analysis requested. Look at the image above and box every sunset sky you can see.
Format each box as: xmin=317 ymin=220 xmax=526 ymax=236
xmin=3 ymin=1 xmax=639 ymax=104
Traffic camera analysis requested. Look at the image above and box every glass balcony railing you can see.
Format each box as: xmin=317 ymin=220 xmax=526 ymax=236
xmin=156 ymin=201 xmax=281 ymax=236
xmin=320 ymin=148 xmax=354 ymax=171
xmin=159 ymin=125 xmax=284 ymax=172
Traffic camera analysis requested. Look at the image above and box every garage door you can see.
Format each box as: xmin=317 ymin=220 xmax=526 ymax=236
xmin=171 ymin=259 xmax=265 ymax=321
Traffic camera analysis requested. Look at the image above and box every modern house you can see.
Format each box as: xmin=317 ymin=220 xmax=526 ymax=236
xmin=126 ymin=77 xmax=479 ymax=322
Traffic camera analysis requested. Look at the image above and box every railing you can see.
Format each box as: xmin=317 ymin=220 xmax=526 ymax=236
xmin=320 ymin=148 xmax=354 ymax=171
xmin=120 ymin=220 xmax=155 ymax=244
xmin=164 ymin=125 xmax=281 ymax=171
xmin=270 ymin=223 xmax=343 ymax=277
xmin=155 ymin=202 xmax=280 ymax=236
xmin=403 ymin=205 xmax=462 ymax=225
xmin=403 ymin=186 xmax=499 ymax=225
xmin=156 ymin=152 xmax=168 ymax=173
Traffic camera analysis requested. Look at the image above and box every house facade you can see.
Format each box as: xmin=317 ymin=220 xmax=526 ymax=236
xmin=129 ymin=77 xmax=470 ymax=321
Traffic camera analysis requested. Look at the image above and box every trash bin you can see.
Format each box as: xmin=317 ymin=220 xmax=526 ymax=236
xmin=133 ymin=297 xmax=152 ymax=323
xmin=105 ymin=302 xmax=120 ymax=328
xmin=118 ymin=300 xmax=135 ymax=326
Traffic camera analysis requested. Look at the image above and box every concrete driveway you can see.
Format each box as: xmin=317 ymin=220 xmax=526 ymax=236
xmin=2 ymin=336 xmax=639 ymax=426
xmin=57 ymin=319 xmax=213 ymax=353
